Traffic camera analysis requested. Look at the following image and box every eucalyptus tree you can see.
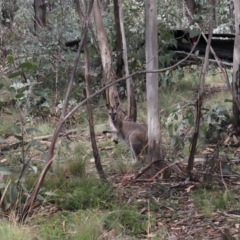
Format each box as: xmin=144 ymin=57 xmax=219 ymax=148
xmin=145 ymin=0 xmax=163 ymax=164
xmin=232 ymin=0 xmax=240 ymax=129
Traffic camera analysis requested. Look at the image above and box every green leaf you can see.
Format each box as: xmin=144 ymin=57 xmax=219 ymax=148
xmin=19 ymin=62 xmax=38 ymax=70
xmin=15 ymin=93 xmax=25 ymax=99
xmin=182 ymin=38 xmax=188 ymax=44
xmin=168 ymin=124 xmax=174 ymax=136
xmin=36 ymin=194 xmax=45 ymax=201
xmin=170 ymin=136 xmax=177 ymax=148
xmin=3 ymin=203 xmax=11 ymax=211
xmin=44 ymin=191 xmax=58 ymax=196
xmin=0 ymin=83 xmax=4 ymax=89
xmin=31 ymin=166 xmax=38 ymax=174
xmin=0 ymin=137 xmax=6 ymax=143
xmin=26 ymin=127 xmax=40 ymax=134
xmin=8 ymin=71 xmax=23 ymax=78
xmin=207 ymin=115 xmax=211 ymax=124
xmin=6 ymin=55 xmax=14 ymax=63
xmin=8 ymin=86 xmax=16 ymax=93
xmin=14 ymin=135 xmax=23 ymax=141
xmin=4 ymin=110 xmax=13 ymax=115
xmin=189 ymin=28 xmax=200 ymax=38
xmin=12 ymin=125 xmax=21 ymax=134
xmin=0 ymin=167 xmax=14 ymax=175
xmin=10 ymin=185 xmax=18 ymax=204
xmin=23 ymin=157 xmax=29 ymax=164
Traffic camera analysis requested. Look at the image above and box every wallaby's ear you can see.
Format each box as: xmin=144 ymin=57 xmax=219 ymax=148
xmin=106 ymin=103 xmax=110 ymax=109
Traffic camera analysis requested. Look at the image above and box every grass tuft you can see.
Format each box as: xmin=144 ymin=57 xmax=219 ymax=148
xmin=0 ymin=220 xmax=39 ymax=240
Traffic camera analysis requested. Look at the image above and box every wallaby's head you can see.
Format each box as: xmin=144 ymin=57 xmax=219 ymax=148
xmin=106 ymin=103 xmax=126 ymax=122
xmin=106 ymin=103 xmax=117 ymax=122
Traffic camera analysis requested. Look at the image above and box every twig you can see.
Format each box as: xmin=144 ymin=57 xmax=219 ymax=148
xmin=216 ymin=210 xmax=240 ymax=219
xmin=219 ymin=161 xmax=228 ymax=189
xmin=134 ymin=159 xmax=162 ymax=179
xmin=174 ymin=51 xmax=233 ymax=67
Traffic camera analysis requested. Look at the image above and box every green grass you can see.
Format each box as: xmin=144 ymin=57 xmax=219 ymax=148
xmin=204 ymin=91 xmax=232 ymax=112
xmin=33 ymin=122 xmax=55 ymax=137
xmin=0 ymin=220 xmax=39 ymax=240
xmin=34 ymin=206 xmax=148 ymax=240
xmin=192 ymin=188 xmax=235 ymax=217
xmin=0 ymin=118 xmax=15 ymax=137
xmin=57 ymin=177 xmax=114 ymax=211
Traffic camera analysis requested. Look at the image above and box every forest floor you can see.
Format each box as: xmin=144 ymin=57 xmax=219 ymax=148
xmin=1 ymin=76 xmax=240 ymax=239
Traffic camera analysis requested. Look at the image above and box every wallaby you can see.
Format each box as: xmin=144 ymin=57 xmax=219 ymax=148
xmin=103 ymin=104 xmax=148 ymax=162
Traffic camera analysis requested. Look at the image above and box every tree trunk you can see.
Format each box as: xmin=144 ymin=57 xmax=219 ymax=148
xmin=118 ymin=0 xmax=137 ymax=121
xmin=185 ymin=0 xmax=196 ymax=23
xmin=232 ymin=0 xmax=240 ymax=131
xmin=228 ymin=0 xmax=235 ymax=33
xmin=145 ymin=0 xmax=163 ymax=163
xmin=187 ymin=4 xmax=214 ymax=175
xmin=93 ymin=0 xmax=119 ymax=107
xmin=33 ymin=0 xmax=46 ymax=34
xmin=74 ymin=0 xmax=107 ymax=180
xmin=113 ymin=0 xmax=124 ymax=78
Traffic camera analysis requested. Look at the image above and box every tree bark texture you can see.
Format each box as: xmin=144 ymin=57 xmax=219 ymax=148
xmin=93 ymin=0 xmax=119 ymax=107
xmin=185 ymin=0 xmax=197 ymax=23
xmin=113 ymin=0 xmax=124 ymax=78
xmin=187 ymin=6 xmax=214 ymax=175
xmin=232 ymin=0 xmax=240 ymax=130
xmin=118 ymin=0 xmax=137 ymax=121
xmin=75 ymin=0 xmax=107 ymax=180
xmin=33 ymin=0 xmax=46 ymax=33
xmin=228 ymin=0 xmax=235 ymax=33
xmin=145 ymin=0 xmax=163 ymax=163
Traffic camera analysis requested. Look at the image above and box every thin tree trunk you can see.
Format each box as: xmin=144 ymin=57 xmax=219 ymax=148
xmin=33 ymin=0 xmax=46 ymax=33
xmin=228 ymin=1 xmax=235 ymax=33
xmin=185 ymin=0 xmax=197 ymax=23
xmin=118 ymin=0 xmax=137 ymax=121
xmin=93 ymin=0 xmax=119 ymax=107
xmin=113 ymin=0 xmax=124 ymax=78
xmin=75 ymin=0 xmax=107 ymax=180
xmin=187 ymin=4 xmax=214 ymax=175
xmin=145 ymin=0 xmax=163 ymax=164
xmin=232 ymin=0 xmax=240 ymax=132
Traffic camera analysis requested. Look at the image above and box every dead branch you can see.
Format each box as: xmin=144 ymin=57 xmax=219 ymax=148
xmin=134 ymin=159 xmax=162 ymax=179
xmin=0 ymin=128 xmax=80 ymax=152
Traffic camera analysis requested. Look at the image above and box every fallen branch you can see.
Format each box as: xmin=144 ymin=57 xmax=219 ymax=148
xmin=0 ymin=128 xmax=80 ymax=152
xmin=134 ymin=159 xmax=162 ymax=179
